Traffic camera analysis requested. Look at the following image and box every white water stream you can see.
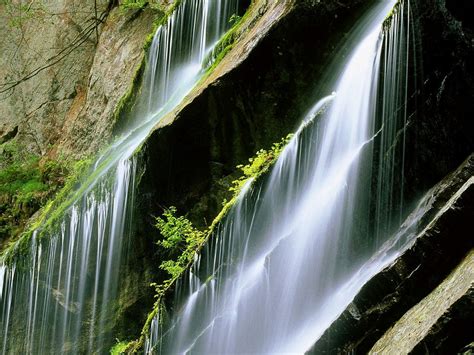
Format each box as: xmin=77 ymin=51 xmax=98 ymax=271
xmin=147 ymin=1 xmax=413 ymax=354
xmin=0 ymin=1 xmax=241 ymax=353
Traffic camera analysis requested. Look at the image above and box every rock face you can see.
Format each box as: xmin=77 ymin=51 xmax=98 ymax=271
xmin=55 ymin=6 xmax=159 ymax=157
xmin=0 ymin=1 xmax=159 ymax=159
xmin=309 ymin=156 xmax=474 ymax=354
xmin=0 ymin=0 xmax=109 ymax=155
xmin=371 ymin=250 xmax=474 ymax=354
xmin=410 ymin=285 xmax=474 ymax=354
xmin=403 ymin=0 xmax=474 ymax=202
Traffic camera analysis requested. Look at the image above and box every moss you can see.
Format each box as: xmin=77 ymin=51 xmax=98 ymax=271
xmin=0 ymin=141 xmax=75 ymax=253
xmin=142 ymin=0 xmax=183 ymax=51
xmin=112 ymin=56 xmax=147 ymax=134
xmin=383 ymin=0 xmax=403 ymax=31
xmin=201 ymin=1 xmax=255 ymax=78
xmin=110 ymin=340 xmax=133 ymax=355
xmin=0 ymin=153 xmax=94 ymax=264
xmin=119 ymin=0 xmax=148 ymax=11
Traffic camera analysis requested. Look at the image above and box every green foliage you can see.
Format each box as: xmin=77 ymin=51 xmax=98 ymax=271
xmin=231 ymin=134 xmax=293 ymax=195
xmin=1 ymin=142 xmax=93 ymax=263
xmin=119 ymin=0 xmax=147 ymax=10
xmin=229 ymin=14 xmax=242 ymax=25
xmin=110 ymin=340 xmax=130 ymax=355
xmin=153 ymin=134 xmax=293 ymax=285
xmin=0 ymin=141 xmax=70 ymax=243
xmin=155 ymin=207 xmax=205 ymax=279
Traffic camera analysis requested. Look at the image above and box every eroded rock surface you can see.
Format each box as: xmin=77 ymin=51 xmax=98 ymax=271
xmin=0 ymin=1 xmax=160 ymax=159
xmin=309 ymin=156 xmax=474 ymax=354
xmin=371 ymin=250 xmax=474 ymax=354
xmin=55 ymin=6 xmax=159 ymax=157
xmin=0 ymin=0 xmax=110 ymax=155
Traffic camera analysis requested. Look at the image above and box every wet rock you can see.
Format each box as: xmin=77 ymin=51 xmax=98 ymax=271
xmin=403 ymin=0 xmax=474 ymax=204
xmin=308 ymin=156 xmax=474 ymax=354
xmin=371 ymin=251 xmax=474 ymax=354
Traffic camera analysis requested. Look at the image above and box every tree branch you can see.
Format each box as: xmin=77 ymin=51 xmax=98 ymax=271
xmin=0 ymin=6 xmax=110 ymax=95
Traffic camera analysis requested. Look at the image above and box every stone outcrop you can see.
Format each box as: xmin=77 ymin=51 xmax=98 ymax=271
xmin=371 ymin=250 xmax=474 ymax=354
xmin=410 ymin=286 xmax=474 ymax=354
xmin=0 ymin=0 xmax=110 ymax=155
xmin=55 ymin=6 xmax=159 ymax=157
xmin=0 ymin=1 xmax=161 ymax=159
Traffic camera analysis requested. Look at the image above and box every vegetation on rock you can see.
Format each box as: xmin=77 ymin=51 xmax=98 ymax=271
xmin=202 ymin=1 xmax=255 ymax=76
xmin=0 ymin=141 xmax=70 ymax=250
xmin=155 ymin=206 xmax=205 ymax=279
xmin=0 ymin=149 xmax=93 ymax=263
xmin=120 ymin=0 xmax=171 ymax=12
xmin=110 ymin=340 xmax=132 ymax=355
xmin=127 ymin=133 xmax=294 ymax=352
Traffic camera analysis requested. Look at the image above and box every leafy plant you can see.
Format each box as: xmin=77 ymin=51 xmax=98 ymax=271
xmin=110 ymin=340 xmax=130 ymax=355
xmin=231 ymin=134 xmax=293 ymax=195
xmin=155 ymin=207 xmax=205 ymax=279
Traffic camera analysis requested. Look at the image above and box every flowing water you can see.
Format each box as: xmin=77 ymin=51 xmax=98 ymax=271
xmin=0 ymin=0 xmax=242 ymax=353
xmin=147 ymin=1 xmax=414 ymax=354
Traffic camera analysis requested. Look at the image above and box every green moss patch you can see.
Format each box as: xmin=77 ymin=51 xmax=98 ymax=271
xmin=110 ymin=340 xmax=133 ymax=355
xmin=0 ymin=147 xmax=93 ymax=264
xmin=0 ymin=141 xmax=72 ymax=251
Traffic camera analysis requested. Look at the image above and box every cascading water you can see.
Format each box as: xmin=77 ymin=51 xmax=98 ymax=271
xmin=0 ymin=1 xmax=242 ymax=353
xmin=147 ymin=1 xmax=413 ymax=354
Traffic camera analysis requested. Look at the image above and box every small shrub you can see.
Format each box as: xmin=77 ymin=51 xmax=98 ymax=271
xmin=155 ymin=207 xmax=205 ymax=279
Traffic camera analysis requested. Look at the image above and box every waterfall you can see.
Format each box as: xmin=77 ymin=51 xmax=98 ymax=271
xmin=147 ymin=1 xmax=413 ymax=354
xmin=0 ymin=0 xmax=241 ymax=353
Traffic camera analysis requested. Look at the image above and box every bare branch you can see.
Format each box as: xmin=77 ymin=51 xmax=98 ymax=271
xmin=0 ymin=5 xmax=111 ymax=95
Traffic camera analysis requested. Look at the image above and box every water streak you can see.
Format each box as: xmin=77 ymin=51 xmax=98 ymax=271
xmin=0 ymin=0 xmax=241 ymax=353
xmin=148 ymin=1 xmax=414 ymax=353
